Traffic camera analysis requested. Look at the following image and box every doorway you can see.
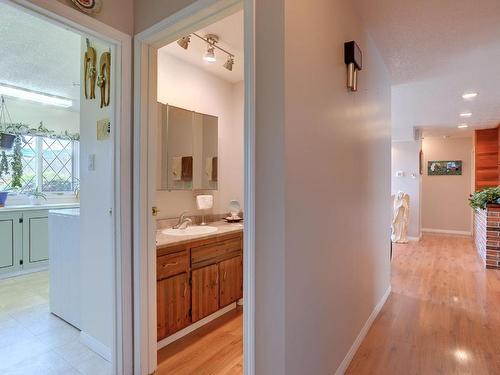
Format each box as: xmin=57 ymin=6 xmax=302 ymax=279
xmin=0 ymin=1 xmax=132 ymax=374
xmin=133 ymin=0 xmax=255 ymax=374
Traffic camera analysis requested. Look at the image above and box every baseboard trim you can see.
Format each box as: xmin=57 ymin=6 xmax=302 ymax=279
xmin=80 ymin=331 xmax=112 ymax=362
xmin=0 ymin=266 xmax=48 ymax=280
xmin=334 ymin=286 xmax=392 ymax=375
xmin=157 ymin=302 xmax=237 ymax=350
xmin=422 ymin=228 xmax=472 ymax=236
xmin=407 ymin=234 xmax=422 ymax=241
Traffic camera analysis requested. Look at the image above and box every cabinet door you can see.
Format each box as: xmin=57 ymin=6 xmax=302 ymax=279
xmin=22 ymin=210 xmax=49 ymax=268
xmin=219 ymin=255 xmax=243 ymax=307
xmin=0 ymin=212 xmax=22 ymax=275
xmin=191 ymin=264 xmax=219 ymax=322
xmin=157 ymin=272 xmax=190 ymax=341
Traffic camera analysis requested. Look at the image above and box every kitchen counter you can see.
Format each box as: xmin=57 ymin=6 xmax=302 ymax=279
xmin=156 ymin=220 xmax=243 ymax=249
xmin=49 ymin=208 xmax=80 ymax=217
xmin=0 ymin=202 xmax=79 ymax=212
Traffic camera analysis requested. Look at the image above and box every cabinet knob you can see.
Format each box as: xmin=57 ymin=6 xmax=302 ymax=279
xmin=152 ymin=206 xmax=160 ymax=216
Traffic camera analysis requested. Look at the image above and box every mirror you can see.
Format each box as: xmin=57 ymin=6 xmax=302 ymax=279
xmin=158 ymin=104 xmax=218 ymax=191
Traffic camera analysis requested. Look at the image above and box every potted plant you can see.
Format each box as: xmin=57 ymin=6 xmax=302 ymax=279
xmin=0 ymin=132 xmax=16 ymax=150
xmin=469 ymin=187 xmax=500 ymax=210
xmin=10 ymin=135 xmax=23 ymax=189
xmin=28 ymin=188 xmax=47 ymax=206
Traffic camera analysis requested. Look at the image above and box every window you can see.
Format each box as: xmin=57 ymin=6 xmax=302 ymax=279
xmin=0 ymin=135 xmax=79 ymax=193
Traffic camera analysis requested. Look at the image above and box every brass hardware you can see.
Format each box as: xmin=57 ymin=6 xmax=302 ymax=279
xmin=97 ymin=51 xmax=111 ymax=108
xmin=223 ymin=271 xmax=227 ymax=281
xmin=152 ymin=206 xmax=159 ymax=216
xmin=84 ymin=39 xmax=97 ymax=100
xmin=163 ymin=262 xmax=178 ymax=268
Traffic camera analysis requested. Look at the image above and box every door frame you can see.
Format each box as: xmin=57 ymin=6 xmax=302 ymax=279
xmin=5 ymin=1 xmax=133 ymax=374
xmin=133 ymin=0 xmax=256 ymax=374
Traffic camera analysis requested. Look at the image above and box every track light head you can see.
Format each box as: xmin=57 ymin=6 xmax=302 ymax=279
xmin=203 ymin=45 xmax=216 ymax=63
xmin=223 ymin=56 xmax=235 ymax=71
xmin=177 ymin=36 xmax=191 ymax=50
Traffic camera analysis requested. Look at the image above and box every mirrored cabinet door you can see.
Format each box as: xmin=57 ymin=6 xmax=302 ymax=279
xmin=158 ymin=103 xmax=218 ymax=191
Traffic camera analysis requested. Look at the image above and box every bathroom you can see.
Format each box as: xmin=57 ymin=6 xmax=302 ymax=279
xmin=152 ymin=10 xmax=245 ymax=372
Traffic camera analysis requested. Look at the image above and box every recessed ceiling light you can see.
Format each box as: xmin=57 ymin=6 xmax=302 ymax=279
xmin=462 ymin=92 xmax=478 ymax=100
xmin=0 ymin=84 xmax=72 ymax=108
xmin=458 ymin=124 xmax=468 ymax=129
xmin=460 ymin=112 xmax=472 ymax=118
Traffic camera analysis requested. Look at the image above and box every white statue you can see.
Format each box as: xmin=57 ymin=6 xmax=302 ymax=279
xmin=391 ymin=191 xmax=409 ymax=244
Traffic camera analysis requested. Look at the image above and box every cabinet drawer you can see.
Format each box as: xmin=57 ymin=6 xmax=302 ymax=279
xmin=191 ymin=236 xmax=242 ymax=267
xmin=157 ymin=251 xmax=189 ymax=280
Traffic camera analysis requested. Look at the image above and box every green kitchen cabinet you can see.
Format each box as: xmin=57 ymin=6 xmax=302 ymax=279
xmin=22 ymin=210 xmax=49 ymax=269
xmin=0 ymin=212 xmax=23 ymax=275
xmin=0 ymin=209 xmax=49 ymax=276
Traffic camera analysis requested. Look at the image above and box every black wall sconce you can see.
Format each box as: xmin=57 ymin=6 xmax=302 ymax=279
xmin=344 ymin=41 xmax=362 ymax=92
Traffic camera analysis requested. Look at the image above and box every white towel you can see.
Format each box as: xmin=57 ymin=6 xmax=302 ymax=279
xmin=205 ymin=157 xmax=213 ymax=179
xmin=172 ymin=157 xmax=182 ymax=181
xmin=196 ymin=195 xmax=213 ymax=210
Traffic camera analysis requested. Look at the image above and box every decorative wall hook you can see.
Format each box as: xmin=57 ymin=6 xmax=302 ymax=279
xmin=97 ymin=52 xmax=111 ymax=108
xmin=84 ymin=39 xmax=97 ymax=100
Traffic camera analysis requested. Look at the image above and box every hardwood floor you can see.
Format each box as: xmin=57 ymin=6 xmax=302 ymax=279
xmin=157 ymin=307 xmax=243 ymax=375
xmin=347 ymin=234 xmax=500 ymax=374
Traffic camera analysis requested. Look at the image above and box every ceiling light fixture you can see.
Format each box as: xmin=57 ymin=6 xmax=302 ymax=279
xmin=462 ymin=92 xmax=478 ymax=100
xmin=0 ymin=83 xmax=72 ymax=108
xmin=458 ymin=124 xmax=468 ymax=129
xmin=178 ymin=32 xmax=236 ymax=71
xmin=177 ymin=35 xmax=191 ymax=50
xmin=460 ymin=112 xmax=472 ymax=118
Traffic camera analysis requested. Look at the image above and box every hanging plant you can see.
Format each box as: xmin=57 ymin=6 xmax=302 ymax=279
xmin=0 ymin=151 xmax=8 ymax=178
xmin=10 ymin=136 xmax=23 ymax=189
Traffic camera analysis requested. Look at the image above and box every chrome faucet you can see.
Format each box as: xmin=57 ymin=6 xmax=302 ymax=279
xmin=173 ymin=211 xmax=192 ymax=230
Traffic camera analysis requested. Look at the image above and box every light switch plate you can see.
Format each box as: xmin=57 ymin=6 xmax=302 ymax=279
xmin=97 ymin=118 xmax=111 ymax=140
xmin=88 ymin=154 xmax=96 ymax=171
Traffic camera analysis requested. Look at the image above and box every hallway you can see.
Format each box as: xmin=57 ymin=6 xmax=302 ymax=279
xmin=347 ymin=235 xmax=500 ymax=374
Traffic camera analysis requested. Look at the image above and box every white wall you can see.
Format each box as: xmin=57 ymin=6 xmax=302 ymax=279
xmin=391 ymin=140 xmax=422 ymax=238
xmin=283 ymin=1 xmax=392 ymax=373
xmin=6 ymin=100 xmax=79 ymax=134
xmin=79 ymin=36 xmax=114 ymax=355
xmin=422 ymin=137 xmax=473 ymax=234
xmin=156 ymin=51 xmax=244 ymax=219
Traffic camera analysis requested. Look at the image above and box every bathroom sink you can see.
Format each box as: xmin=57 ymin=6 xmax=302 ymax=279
xmin=162 ymin=226 xmax=218 ymax=236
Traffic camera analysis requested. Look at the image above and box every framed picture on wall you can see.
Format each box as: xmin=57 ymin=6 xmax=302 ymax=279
xmin=427 ymin=160 xmax=463 ymax=176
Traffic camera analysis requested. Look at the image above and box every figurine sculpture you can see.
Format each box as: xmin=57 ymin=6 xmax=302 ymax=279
xmin=391 ymin=191 xmax=409 ymax=243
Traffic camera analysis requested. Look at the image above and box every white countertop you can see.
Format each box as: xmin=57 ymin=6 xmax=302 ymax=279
xmin=0 ymin=202 xmax=80 ymax=212
xmin=49 ymin=208 xmax=80 ymax=217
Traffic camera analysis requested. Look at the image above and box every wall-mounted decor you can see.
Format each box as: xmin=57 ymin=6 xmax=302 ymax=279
xmin=344 ymin=41 xmax=362 ymax=92
xmin=84 ymin=39 xmax=97 ymax=100
xmin=428 ymin=160 xmax=462 ymax=176
xmin=97 ymin=52 xmax=111 ymax=108
xmin=71 ymin=0 xmax=102 ymax=14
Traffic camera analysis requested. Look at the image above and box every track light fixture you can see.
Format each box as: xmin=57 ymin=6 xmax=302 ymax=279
xmin=223 ymin=56 xmax=235 ymax=71
xmin=176 ymin=32 xmax=236 ymax=71
xmin=177 ymin=35 xmax=191 ymax=50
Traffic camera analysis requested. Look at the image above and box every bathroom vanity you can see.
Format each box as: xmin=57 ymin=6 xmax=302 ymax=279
xmin=156 ymin=222 xmax=243 ymax=345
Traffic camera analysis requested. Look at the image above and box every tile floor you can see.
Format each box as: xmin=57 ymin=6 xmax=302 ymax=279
xmin=0 ymin=271 xmax=112 ymax=375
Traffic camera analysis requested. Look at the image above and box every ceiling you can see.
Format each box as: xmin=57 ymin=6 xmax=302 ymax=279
xmin=353 ymin=0 xmax=500 ymax=138
xmin=0 ymin=2 xmax=81 ymax=111
xmin=159 ymin=11 xmax=244 ymax=83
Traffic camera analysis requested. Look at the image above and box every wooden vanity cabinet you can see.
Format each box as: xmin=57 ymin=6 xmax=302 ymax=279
xmin=219 ymin=255 xmax=243 ymax=308
xmin=157 ymin=272 xmax=190 ymax=338
xmin=191 ymin=264 xmax=219 ymax=322
xmin=156 ymin=232 xmax=243 ymax=342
